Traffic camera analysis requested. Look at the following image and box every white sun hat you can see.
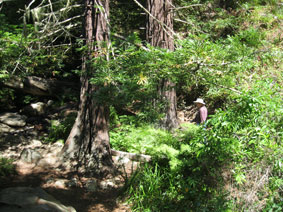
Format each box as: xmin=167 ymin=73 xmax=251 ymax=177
xmin=193 ymin=98 xmax=205 ymax=105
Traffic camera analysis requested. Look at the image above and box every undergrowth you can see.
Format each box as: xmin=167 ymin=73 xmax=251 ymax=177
xmin=0 ymin=157 xmax=15 ymax=178
xmin=117 ymin=79 xmax=282 ymax=211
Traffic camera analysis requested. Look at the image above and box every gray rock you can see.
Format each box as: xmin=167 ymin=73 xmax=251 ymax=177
xmin=0 ymin=112 xmax=26 ymax=127
xmin=47 ymin=100 xmax=54 ymax=107
xmin=0 ymin=187 xmax=76 ymax=212
xmin=0 ymin=123 xmax=16 ymax=133
xmin=20 ymin=148 xmax=42 ymax=163
xmin=29 ymin=139 xmax=42 ymax=147
xmin=99 ymin=180 xmax=116 ymax=190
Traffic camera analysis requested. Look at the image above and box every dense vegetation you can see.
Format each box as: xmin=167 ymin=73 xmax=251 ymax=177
xmin=0 ymin=0 xmax=282 ymax=211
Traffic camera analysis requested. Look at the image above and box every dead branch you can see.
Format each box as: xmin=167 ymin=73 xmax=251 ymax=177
xmin=173 ymin=4 xmax=203 ymax=11
xmin=111 ymin=149 xmax=151 ymax=162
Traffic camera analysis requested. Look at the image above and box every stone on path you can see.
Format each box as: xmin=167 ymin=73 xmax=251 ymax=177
xmin=0 ymin=112 xmax=26 ymax=127
xmin=0 ymin=187 xmax=76 ymax=212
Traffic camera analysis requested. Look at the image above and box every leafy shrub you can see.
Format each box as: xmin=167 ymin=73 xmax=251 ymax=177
xmin=0 ymin=157 xmax=15 ymax=177
xmin=110 ymin=122 xmax=177 ymax=154
xmin=126 ymin=79 xmax=282 ymax=211
xmin=237 ymin=28 xmax=265 ymax=47
xmin=45 ymin=112 xmax=76 ymax=143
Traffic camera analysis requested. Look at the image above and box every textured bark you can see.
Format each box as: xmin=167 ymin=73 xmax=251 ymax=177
xmin=61 ymin=0 xmax=113 ymax=177
xmin=146 ymin=0 xmax=178 ymax=129
xmin=146 ymin=0 xmax=174 ymax=50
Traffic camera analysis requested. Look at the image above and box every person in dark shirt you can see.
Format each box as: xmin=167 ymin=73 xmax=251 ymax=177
xmin=193 ymin=98 xmax=208 ymax=124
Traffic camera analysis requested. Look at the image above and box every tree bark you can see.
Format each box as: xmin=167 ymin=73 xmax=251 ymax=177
xmin=61 ymin=0 xmax=113 ymax=177
xmin=146 ymin=0 xmax=178 ymax=130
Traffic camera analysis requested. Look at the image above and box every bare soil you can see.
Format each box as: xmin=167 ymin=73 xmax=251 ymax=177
xmin=0 ymin=135 xmax=135 ymax=212
xmin=1 ymin=158 xmax=133 ymax=212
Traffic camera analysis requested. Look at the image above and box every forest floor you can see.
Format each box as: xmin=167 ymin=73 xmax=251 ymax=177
xmin=0 ymin=103 xmax=196 ymax=212
xmin=0 ymin=128 xmax=136 ymax=212
xmin=1 ymin=148 xmax=134 ymax=212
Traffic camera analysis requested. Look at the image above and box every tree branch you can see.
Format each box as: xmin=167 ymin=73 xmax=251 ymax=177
xmin=172 ymin=4 xmax=203 ymax=11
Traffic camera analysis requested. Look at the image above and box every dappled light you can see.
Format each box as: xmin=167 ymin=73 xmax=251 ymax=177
xmin=1 ymin=0 xmax=282 ymax=211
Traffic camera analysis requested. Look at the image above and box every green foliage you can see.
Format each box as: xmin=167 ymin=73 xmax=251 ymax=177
xmin=1 ymin=1 xmax=282 ymax=211
xmin=0 ymin=157 xmax=15 ymax=178
xmin=0 ymin=88 xmax=15 ymax=110
xmin=237 ymin=27 xmax=265 ymax=47
xmin=110 ymin=120 xmax=177 ymax=154
xmin=45 ymin=112 xmax=76 ymax=143
xmin=127 ymin=164 xmax=186 ymax=212
xmin=110 ymin=0 xmax=145 ymax=36
xmin=126 ymin=80 xmax=282 ymax=211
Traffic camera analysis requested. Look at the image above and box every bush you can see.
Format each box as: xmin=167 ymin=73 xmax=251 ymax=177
xmin=0 ymin=157 xmax=15 ymax=178
xmin=45 ymin=112 xmax=76 ymax=143
xmin=125 ymin=79 xmax=282 ymax=211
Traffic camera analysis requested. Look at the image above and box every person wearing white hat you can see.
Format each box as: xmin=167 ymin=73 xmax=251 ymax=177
xmin=193 ymin=98 xmax=208 ymax=124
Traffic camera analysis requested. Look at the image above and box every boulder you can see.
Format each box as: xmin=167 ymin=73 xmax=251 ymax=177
xmin=0 ymin=187 xmax=76 ymax=212
xmin=20 ymin=148 xmax=42 ymax=164
xmin=0 ymin=112 xmax=26 ymax=127
xmin=0 ymin=123 xmax=17 ymax=133
xmin=22 ymin=102 xmax=47 ymax=116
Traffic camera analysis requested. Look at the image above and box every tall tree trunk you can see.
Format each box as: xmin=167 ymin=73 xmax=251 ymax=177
xmin=61 ymin=0 xmax=113 ymax=177
xmin=146 ymin=0 xmax=178 ymax=130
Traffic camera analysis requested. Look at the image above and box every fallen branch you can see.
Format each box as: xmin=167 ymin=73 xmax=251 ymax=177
xmin=111 ymin=149 xmax=151 ymax=162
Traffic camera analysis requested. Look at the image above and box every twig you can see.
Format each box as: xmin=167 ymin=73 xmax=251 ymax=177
xmin=172 ymin=4 xmax=203 ymax=11
xmin=215 ymin=83 xmax=242 ymax=94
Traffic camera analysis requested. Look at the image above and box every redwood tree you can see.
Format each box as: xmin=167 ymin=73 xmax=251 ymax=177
xmin=61 ymin=0 xmax=113 ymax=177
xmin=146 ymin=0 xmax=178 ymax=129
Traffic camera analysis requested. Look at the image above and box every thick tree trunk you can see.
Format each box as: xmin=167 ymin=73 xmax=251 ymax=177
xmin=61 ymin=0 xmax=113 ymax=177
xmin=146 ymin=0 xmax=178 ymax=129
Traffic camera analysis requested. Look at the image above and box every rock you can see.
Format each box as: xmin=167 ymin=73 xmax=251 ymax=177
xmin=47 ymin=100 xmax=54 ymax=107
xmin=29 ymin=139 xmax=42 ymax=147
xmin=0 ymin=187 xmax=76 ymax=212
xmin=36 ymin=156 xmax=59 ymax=168
xmin=85 ymin=179 xmax=98 ymax=192
xmin=0 ymin=123 xmax=16 ymax=133
xmin=0 ymin=112 xmax=26 ymax=127
xmin=22 ymin=102 xmax=47 ymax=116
xmin=54 ymin=179 xmax=68 ymax=189
xmin=20 ymin=148 xmax=42 ymax=164
xmin=67 ymin=178 xmax=79 ymax=187
xmin=2 ymin=134 xmax=28 ymax=146
xmin=99 ymin=179 xmax=116 ymax=190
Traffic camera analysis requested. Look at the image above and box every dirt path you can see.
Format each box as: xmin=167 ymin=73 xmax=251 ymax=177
xmin=0 ymin=137 xmax=135 ymax=212
xmin=1 ymin=158 xmax=133 ymax=212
